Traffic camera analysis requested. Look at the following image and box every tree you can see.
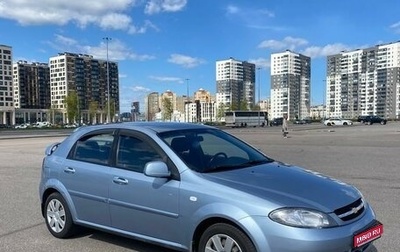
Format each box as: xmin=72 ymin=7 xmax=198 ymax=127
xmin=110 ymin=99 xmax=117 ymax=122
xmin=162 ymin=97 xmax=173 ymax=121
xmin=216 ymin=103 xmax=226 ymax=122
xmin=88 ymin=100 xmax=99 ymax=124
xmin=231 ymin=100 xmax=249 ymax=111
xmin=64 ymin=90 xmax=78 ymax=124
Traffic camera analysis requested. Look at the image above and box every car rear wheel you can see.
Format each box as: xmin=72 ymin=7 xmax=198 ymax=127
xmin=44 ymin=192 xmax=77 ymax=238
xmin=380 ymin=121 xmax=386 ymax=125
xmin=198 ymin=223 xmax=256 ymax=252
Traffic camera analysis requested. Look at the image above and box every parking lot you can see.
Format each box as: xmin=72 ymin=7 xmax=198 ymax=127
xmin=0 ymin=122 xmax=399 ymax=252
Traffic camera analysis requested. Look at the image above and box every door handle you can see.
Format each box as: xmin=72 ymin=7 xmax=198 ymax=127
xmin=113 ymin=177 xmax=128 ymax=185
xmin=63 ymin=167 xmax=75 ymax=174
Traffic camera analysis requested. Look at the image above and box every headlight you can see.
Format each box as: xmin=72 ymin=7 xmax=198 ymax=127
xmin=269 ymin=208 xmax=337 ymax=228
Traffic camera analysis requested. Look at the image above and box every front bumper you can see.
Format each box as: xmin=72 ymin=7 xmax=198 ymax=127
xmin=240 ymin=204 xmax=381 ymax=252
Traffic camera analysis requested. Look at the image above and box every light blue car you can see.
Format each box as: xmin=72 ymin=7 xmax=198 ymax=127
xmin=39 ymin=122 xmax=382 ymax=252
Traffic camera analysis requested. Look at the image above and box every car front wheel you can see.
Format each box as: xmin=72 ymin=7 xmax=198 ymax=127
xmin=44 ymin=192 xmax=77 ymax=238
xmin=198 ymin=223 xmax=256 ymax=252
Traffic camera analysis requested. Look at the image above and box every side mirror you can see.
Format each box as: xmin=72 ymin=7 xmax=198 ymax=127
xmin=144 ymin=161 xmax=171 ymax=178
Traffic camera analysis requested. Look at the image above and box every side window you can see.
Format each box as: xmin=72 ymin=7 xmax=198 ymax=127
xmin=73 ymin=133 xmax=114 ymax=165
xmin=116 ymin=135 xmax=162 ymax=173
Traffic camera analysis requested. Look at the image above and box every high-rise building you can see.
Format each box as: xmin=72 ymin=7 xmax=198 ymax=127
xmin=193 ymin=88 xmax=216 ymax=122
xmin=131 ymin=101 xmax=140 ymax=121
xmin=145 ymin=92 xmax=160 ymax=121
xmin=216 ymin=58 xmax=255 ymax=111
xmin=270 ymin=50 xmax=311 ymax=120
xmin=326 ymin=41 xmax=400 ymax=119
xmin=49 ymin=52 xmax=119 ymax=124
xmin=13 ymin=61 xmax=50 ymax=109
xmin=0 ymin=44 xmax=14 ymax=126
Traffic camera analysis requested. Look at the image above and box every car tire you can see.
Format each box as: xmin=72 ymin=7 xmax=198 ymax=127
xmin=380 ymin=121 xmax=386 ymax=125
xmin=367 ymin=121 xmax=372 ymax=125
xmin=44 ymin=192 xmax=77 ymax=238
xmin=198 ymin=223 xmax=256 ymax=252
xmin=327 ymin=123 xmax=331 ymax=126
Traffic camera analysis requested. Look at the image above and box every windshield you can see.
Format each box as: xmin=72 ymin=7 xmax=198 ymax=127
xmin=159 ymin=128 xmax=273 ymax=172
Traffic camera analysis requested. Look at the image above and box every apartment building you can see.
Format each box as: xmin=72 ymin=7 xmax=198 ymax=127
xmin=270 ymin=50 xmax=311 ymax=120
xmin=13 ymin=61 xmax=50 ymax=109
xmin=326 ymin=41 xmax=400 ymax=119
xmin=192 ymin=88 xmax=216 ymax=122
xmin=13 ymin=61 xmax=51 ymax=124
xmin=145 ymin=92 xmax=160 ymax=121
xmin=145 ymin=88 xmax=217 ymax=123
xmin=0 ymin=44 xmax=14 ymax=125
xmin=216 ymin=58 xmax=256 ymax=111
xmin=49 ymin=52 xmax=119 ymax=124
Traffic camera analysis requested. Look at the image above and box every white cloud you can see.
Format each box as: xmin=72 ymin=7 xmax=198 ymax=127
xmin=226 ymin=5 xmax=240 ymax=15
xmin=99 ymin=13 xmax=133 ymax=30
xmin=144 ymin=0 xmax=187 ymax=15
xmin=131 ymin=85 xmax=152 ymax=92
xmin=55 ymin=34 xmax=79 ymax=47
xmin=168 ymin=54 xmax=205 ymax=68
xmin=258 ymin=36 xmax=309 ymax=51
xmin=128 ymin=20 xmax=159 ymax=34
xmin=225 ymin=4 xmax=276 ymax=30
xmin=257 ymin=36 xmax=360 ymax=59
xmin=0 ymin=0 xmax=154 ymax=34
xmin=48 ymin=34 xmax=155 ymax=62
xmin=248 ymin=58 xmax=270 ymax=69
xmin=149 ymin=76 xmax=183 ymax=83
xmin=119 ymin=85 xmax=153 ymax=112
xmin=390 ymin=21 xmax=400 ymax=34
xmin=89 ymin=39 xmax=156 ymax=61
xmin=300 ymin=43 xmax=353 ymax=58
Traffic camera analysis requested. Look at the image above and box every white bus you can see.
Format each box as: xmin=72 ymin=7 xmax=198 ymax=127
xmin=224 ymin=111 xmax=268 ymax=128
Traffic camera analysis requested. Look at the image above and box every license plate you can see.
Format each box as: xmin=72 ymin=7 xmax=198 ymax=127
xmin=353 ymin=223 xmax=383 ymax=248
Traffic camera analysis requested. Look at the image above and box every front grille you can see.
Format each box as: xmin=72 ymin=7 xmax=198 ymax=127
xmin=334 ymin=198 xmax=365 ymax=221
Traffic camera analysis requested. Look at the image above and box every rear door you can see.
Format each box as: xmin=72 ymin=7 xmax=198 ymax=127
xmin=61 ymin=130 xmax=115 ymax=226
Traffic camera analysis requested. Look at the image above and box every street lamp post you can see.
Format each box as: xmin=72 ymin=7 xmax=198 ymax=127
xmin=185 ymin=78 xmax=189 ymax=122
xmin=103 ymin=37 xmax=112 ymax=123
xmin=257 ymin=67 xmax=261 ymax=126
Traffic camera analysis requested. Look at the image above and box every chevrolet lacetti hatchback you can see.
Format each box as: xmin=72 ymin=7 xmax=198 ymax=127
xmin=39 ymin=122 xmax=383 ymax=252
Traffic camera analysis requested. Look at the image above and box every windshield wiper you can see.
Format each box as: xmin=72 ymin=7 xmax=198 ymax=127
xmin=237 ymin=159 xmax=270 ymax=167
xmin=206 ymin=159 xmax=271 ymax=173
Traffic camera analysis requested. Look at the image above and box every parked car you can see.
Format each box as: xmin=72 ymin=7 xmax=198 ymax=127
xmin=39 ymin=122 xmax=382 ymax=252
xmin=363 ymin=115 xmax=387 ymax=125
xmin=294 ymin=117 xmax=312 ymax=124
xmin=0 ymin=123 xmax=10 ymax=129
xmin=324 ymin=117 xmax=353 ymax=126
xmin=34 ymin=121 xmax=52 ymax=128
xmin=15 ymin=123 xmax=30 ymax=129
xmin=269 ymin=117 xmax=283 ymax=126
xmin=357 ymin=115 xmax=368 ymax=123
xmin=64 ymin=123 xmax=78 ymax=128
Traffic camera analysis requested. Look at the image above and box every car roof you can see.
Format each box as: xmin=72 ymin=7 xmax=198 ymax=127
xmin=74 ymin=122 xmax=214 ymax=135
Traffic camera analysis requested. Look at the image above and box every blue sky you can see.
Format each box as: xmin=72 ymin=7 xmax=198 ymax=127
xmin=1 ymin=0 xmax=400 ymax=113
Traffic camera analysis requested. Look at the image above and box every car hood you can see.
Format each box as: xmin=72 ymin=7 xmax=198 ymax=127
xmin=201 ymin=162 xmax=361 ymax=212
